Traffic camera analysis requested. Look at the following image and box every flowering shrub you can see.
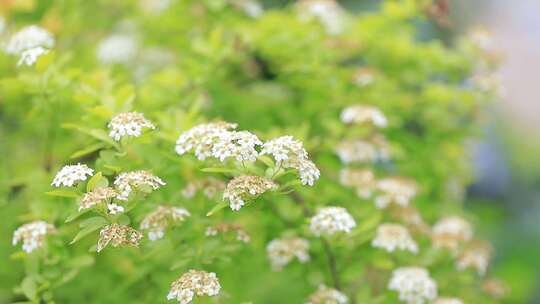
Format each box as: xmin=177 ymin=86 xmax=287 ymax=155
xmin=0 ymin=0 xmax=510 ymax=303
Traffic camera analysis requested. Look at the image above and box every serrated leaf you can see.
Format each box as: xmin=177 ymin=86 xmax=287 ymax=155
xmin=46 ymin=189 xmax=79 ymax=198
xmin=70 ymin=143 xmax=105 ymax=159
xmin=206 ymin=201 xmax=229 ymax=216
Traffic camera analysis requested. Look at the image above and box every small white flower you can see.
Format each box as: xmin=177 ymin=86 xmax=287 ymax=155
xmin=375 ymin=177 xmax=417 ymax=209
xmin=388 ymin=267 xmax=438 ymax=304
xmin=114 ymin=170 xmax=166 ymax=200
xmin=372 ymin=223 xmax=418 ymax=254
xmin=352 ymin=68 xmax=375 ymax=87
xmin=310 ymin=206 xmax=356 ymax=236
xmin=297 ymin=0 xmax=346 ymax=35
xmin=267 ymin=237 xmax=310 ymax=270
xmin=167 ymin=270 xmax=221 ymax=304
xmin=5 ymin=25 xmax=54 ymax=66
xmin=140 ymin=206 xmax=190 ymax=241
xmin=261 ymin=136 xmax=320 ymax=186
xmin=51 ymin=163 xmax=94 ymax=187
xmin=107 ymin=203 xmax=125 ymax=214
xmin=108 ymin=112 xmax=156 ymax=141
xmin=97 ymin=223 xmax=143 ymax=252
xmin=139 ymin=0 xmax=171 ymax=15
xmin=340 ymin=105 xmax=387 ymax=127
xmin=456 ymin=241 xmax=492 ymax=275
xmin=223 ymin=175 xmax=277 ymax=211
xmin=12 ymin=221 xmax=55 ymax=253
xmin=468 ymin=27 xmax=493 ymax=52
xmin=97 ymin=34 xmax=138 ymax=65
xmin=306 ymin=285 xmax=348 ymax=304
xmin=79 ymin=187 xmax=118 ymax=211
xmin=339 ymin=168 xmax=375 ymax=198
xmin=175 ymin=122 xmax=261 ymax=162
xmin=432 ymin=216 xmax=473 ymax=250
xmin=335 ymin=137 xmax=390 ymax=164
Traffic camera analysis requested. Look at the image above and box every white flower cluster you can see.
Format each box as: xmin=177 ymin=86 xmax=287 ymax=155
xmin=181 ymin=177 xmax=225 ymax=199
xmin=223 ymin=175 xmax=277 ymax=211
xmin=140 ymin=206 xmax=191 ymax=241
xmin=5 ymin=25 xmax=54 ymax=66
xmin=261 ymin=136 xmax=320 ymax=186
xmin=372 ymin=223 xmax=418 ymax=254
xmin=230 ymin=0 xmax=264 ymax=18
xmin=79 ymin=186 xmax=120 ymax=212
xmin=375 ymin=177 xmax=417 ymax=209
xmin=97 ymin=34 xmax=139 ymax=65
xmin=468 ymin=27 xmax=493 ymax=52
xmin=175 ymin=122 xmax=261 ymax=162
xmin=432 ymin=216 xmax=473 ymax=250
xmin=139 ymin=0 xmax=171 ymax=15
xmin=482 ymin=279 xmax=507 ymax=299
xmin=339 ymin=168 xmax=375 ymax=199
xmin=340 ymin=105 xmax=387 ymax=128
xmin=51 ymin=163 xmax=94 ymax=187
xmin=352 ymin=68 xmax=375 ymax=87
xmin=309 ymin=206 xmax=356 ymax=236
xmin=388 ymin=267 xmax=438 ymax=304
xmin=266 ymin=237 xmax=310 ymax=270
xmin=335 ymin=138 xmax=390 ymax=164
xmin=306 ymin=285 xmax=348 ymax=304
xmin=167 ymin=270 xmax=221 ymax=304
xmin=434 ymin=298 xmax=464 ymax=304
xmin=456 ymin=241 xmax=492 ymax=275
xmin=108 ymin=112 xmax=156 ymax=141
xmin=205 ymin=223 xmax=251 ymax=243
xmin=97 ymin=223 xmax=143 ymax=252
xmin=297 ymin=0 xmax=346 ymax=35
xmin=113 ymin=170 xmax=166 ymax=200
xmin=12 ymin=221 xmax=55 ymax=253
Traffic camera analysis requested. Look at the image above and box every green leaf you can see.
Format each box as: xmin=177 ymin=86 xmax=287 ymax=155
xmin=86 ymin=172 xmax=108 ymax=192
xmin=79 ymin=216 xmax=108 ymax=228
xmin=70 ymin=216 xmax=108 ymax=244
xmin=355 ymin=211 xmax=382 ymax=234
xmin=46 ymin=189 xmax=79 ymax=198
xmin=206 ymin=201 xmax=229 ymax=216
xmin=257 ymin=155 xmax=274 ymax=168
xmin=62 ymin=123 xmax=119 ymax=148
xmin=20 ymin=277 xmax=37 ymax=301
xmin=103 ymin=165 xmax=122 ymax=172
xmin=70 ymin=143 xmax=106 ymax=159
xmin=65 ymin=208 xmax=89 ymax=223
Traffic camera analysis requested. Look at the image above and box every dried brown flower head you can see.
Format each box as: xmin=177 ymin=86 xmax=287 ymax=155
xmin=223 ymin=175 xmax=277 ymax=211
xmin=140 ymin=206 xmax=191 ymax=241
xmin=97 ymin=223 xmax=143 ymax=252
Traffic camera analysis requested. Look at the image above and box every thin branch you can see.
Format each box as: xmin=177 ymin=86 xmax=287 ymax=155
xmin=321 ymin=237 xmax=341 ymax=290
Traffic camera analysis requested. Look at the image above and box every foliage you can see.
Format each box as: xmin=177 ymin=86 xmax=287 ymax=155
xmin=0 ymin=0 xmax=520 ymax=303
